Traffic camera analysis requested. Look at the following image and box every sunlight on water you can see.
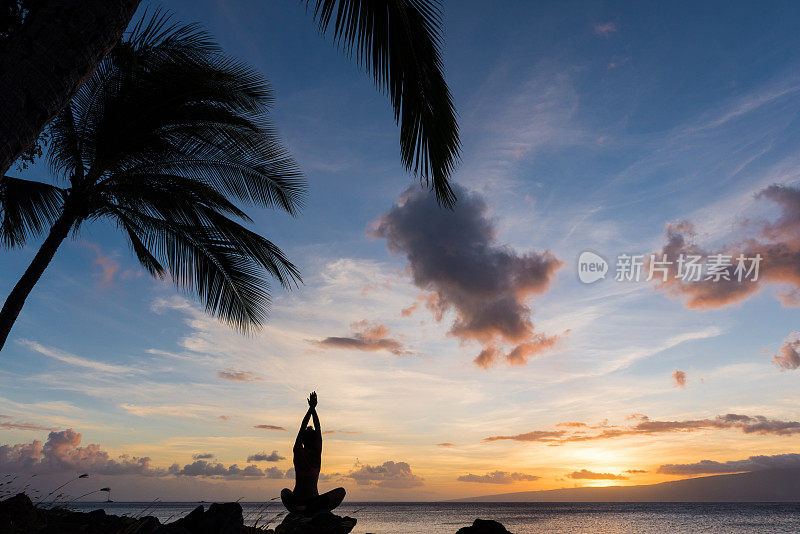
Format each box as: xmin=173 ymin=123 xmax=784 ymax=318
xmin=68 ymin=502 xmax=800 ymax=533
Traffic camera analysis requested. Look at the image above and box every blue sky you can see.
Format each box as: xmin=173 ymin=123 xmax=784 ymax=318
xmin=1 ymin=0 xmax=800 ymax=501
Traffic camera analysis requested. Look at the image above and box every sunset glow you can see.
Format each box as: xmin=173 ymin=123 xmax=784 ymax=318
xmin=2 ymin=0 xmax=800 ymax=507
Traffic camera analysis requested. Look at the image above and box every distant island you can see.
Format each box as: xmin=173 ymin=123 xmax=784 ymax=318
xmin=451 ymin=468 xmax=800 ymax=502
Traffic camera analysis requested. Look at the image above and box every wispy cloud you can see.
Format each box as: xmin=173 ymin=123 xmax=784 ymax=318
xmin=253 ymin=424 xmax=287 ymax=431
xmin=217 ymin=368 xmax=263 ymax=382
xmin=457 ymin=471 xmax=540 ymax=484
xmin=567 ymin=469 xmax=627 ymax=480
xmin=18 ymin=340 xmax=136 ymax=374
xmin=484 ymin=413 xmax=800 ymax=445
xmin=593 ymin=22 xmax=618 ymax=36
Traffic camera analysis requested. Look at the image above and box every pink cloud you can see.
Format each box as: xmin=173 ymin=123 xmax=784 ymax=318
xmin=217 ymin=368 xmax=263 ymax=382
xmin=773 ymin=332 xmax=800 ymax=370
xmin=594 ymin=22 xmax=619 ymax=36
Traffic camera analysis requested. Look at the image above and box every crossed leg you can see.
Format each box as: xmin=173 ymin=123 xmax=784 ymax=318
xmin=281 ymin=487 xmax=346 ymax=514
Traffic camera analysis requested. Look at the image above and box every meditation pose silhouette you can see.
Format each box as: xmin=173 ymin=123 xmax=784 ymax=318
xmin=281 ymin=392 xmax=346 ymax=514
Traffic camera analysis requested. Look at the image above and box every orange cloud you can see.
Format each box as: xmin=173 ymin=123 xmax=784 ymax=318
xmin=457 ymin=471 xmax=540 ymax=484
xmin=314 ymin=320 xmax=412 ymax=355
xmin=652 ymin=185 xmax=800 ymax=309
xmin=567 ymin=469 xmax=627 ymax=480
xmin=673 ymin=369 xmax=687 ymax=387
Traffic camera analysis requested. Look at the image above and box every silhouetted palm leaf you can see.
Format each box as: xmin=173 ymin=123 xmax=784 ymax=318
xmin=0 ymin=176 xmax=64 ymax=248
xmin=307 ymin=0 xmax=460 ymax=207
xmin=6 ymin=12 xmax=304 ymax=334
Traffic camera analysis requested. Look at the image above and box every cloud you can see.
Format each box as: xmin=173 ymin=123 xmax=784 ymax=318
xmin=567 ymin=469 xmax=627 ymax=480
xmin=18 ymin=339 xmax=136 ymax=374
xmin=437 ymin=442 xmax=455 ymax=447
xmin=254 ymin=424 xmax=287 ymax=431
xmin=345 ymin=460 xmax=424 ymax=488
xmin=171 ymin=460 xmax=273 ymax=479
xmin=556 ymin=422 xmax=589 ymax=428
xmin=84 ymin=242 xmax=120 ymax=288
xmin=658 ymin=453 xmax=800 ymax=475
xmin=625 ymin=469 xmax=647 ymax=474
xmin=652 ymin=185 xmax=800 ymax=309
xmin=608 ymin=56 xmax=631 ymax=70
xmin=594 ymin=22 xmax=618 ymax=36
xmin=483 ymin=430 xmax=566 ymax=443
xmin=0 ymin=429 xmax=165 ymax=476
xmin=314 ymin=320 xmax=412 ymax=356
xmin=0 ymin=415 xmax=56 ymax=432
xmin=217 ymin=368 xmax=263 ymax=382
xmin=673 ymin=369 xmax=687 ymax=387
xmin=773 ymin=332 xmax=800 ymax=370
xmin=0 ymin=428 xmax=298 ymax=480
xmin=370 ymin=186 xmax=562 ymax=367
xmin=400 ymin=302 xmax=418 ymax=317
xmin=321 ymin=430 xmax=361 ymax=435
xmin=247 ymin=450 xmax=285 ymax=462
xmin=457 ymin=471 xmax=540 ymax=484
xmin=483 ymin=413 xmax=800 ymax=445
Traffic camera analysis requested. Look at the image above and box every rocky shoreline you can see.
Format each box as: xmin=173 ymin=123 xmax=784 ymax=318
xmin=0 ymin=493 xmax=512 ymax=533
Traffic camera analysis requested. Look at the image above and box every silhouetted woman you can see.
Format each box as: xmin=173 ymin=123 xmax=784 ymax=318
xmin=281 ymin=392 xmax=346 ymax=514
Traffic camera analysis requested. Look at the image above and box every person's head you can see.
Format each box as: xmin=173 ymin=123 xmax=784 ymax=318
xmin=301 ymin=426 xmax=316 ymax=447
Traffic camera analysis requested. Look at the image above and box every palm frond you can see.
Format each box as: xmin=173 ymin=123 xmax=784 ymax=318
xmin=110 ymin=206 xmax=300 ymax=331
xmin=0 ymin=176 xmax=64 ymax=248
xmin=41 ymin=10 xmax=308 ymax=333
xmin=73 ymin=27 xmax=304 ymax=213
xmin=307 ymin=0 xmax=460 ymax=206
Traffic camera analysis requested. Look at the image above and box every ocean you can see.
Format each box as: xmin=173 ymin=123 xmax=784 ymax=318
xmin=66 ymin=501 xmax=800 ymax=533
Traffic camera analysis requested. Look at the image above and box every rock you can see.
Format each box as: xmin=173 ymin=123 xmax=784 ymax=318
xmin=166 ymin=502 xmax=249 ymax=533
xmin=456 ymin=518 xmax=513 ymax=534
xmin=274 ymin=511 xmax=356 ymax=534
xmin=0 ymin=493 xmax=37 ymax=529
xmin=0 ymin=493 xmax=272 ymax=534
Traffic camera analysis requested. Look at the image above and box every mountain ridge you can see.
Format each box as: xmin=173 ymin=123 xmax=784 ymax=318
xmin=450 ymin=468 xmax=800 ymax=502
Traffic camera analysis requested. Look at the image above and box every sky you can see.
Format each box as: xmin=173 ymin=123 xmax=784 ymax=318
xmin=2 ymin=0 xmax=800 ymax=502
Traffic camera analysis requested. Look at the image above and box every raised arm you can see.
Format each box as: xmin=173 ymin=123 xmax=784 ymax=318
xmin=308 ymin=391 xmax=322 ymax=448
xmin=311 ymin=407 xmax=321 ymax=435
xmin=295 ymin=409 xmax=312 ymax=449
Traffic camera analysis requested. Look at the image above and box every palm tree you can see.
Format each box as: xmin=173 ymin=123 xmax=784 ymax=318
xmin=0 ymin=0 xmax=460 ymax=205
xmin=0 ymin=14 xmax=305 ymax=351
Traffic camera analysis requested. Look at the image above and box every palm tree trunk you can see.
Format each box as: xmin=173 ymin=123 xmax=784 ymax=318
xmin=0 ymin=0 xmax=141 ymax=176
xmin=0 ymin=211 xmax=75 ymax=352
